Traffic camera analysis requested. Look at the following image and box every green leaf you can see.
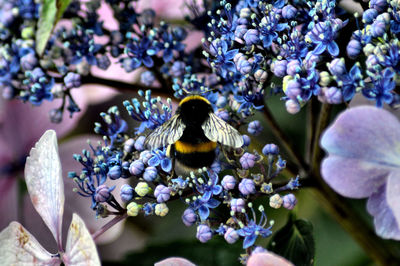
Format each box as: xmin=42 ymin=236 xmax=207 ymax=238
xmin=35 ymin=0 xmax=57 ymax=56
xmin=55 ymin=0 xmax=71 ymax=23
xmin=268 ymin=214 xmax=315 ymax=266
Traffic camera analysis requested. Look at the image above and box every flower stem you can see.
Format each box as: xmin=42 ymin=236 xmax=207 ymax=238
xmin=92 ymin=212 xmax=128 ymax=241
xmin=310 ymin=103 xmax=331 ymax=173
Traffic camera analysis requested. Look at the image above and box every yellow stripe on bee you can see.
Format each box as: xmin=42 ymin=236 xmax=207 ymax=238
xmin=179 ymin=95 xmax=210 ymax=106
xmin=175 ymin=140 xmax=217 ymax=154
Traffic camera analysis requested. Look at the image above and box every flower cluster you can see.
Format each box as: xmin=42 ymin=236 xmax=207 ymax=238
xmin=201 ymin=0 xmax=400 ymax=113
xmin=69 ymin=89 xmax=299 ymax=260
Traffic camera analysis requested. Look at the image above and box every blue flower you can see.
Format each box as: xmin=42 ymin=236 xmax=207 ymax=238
xmin=258 ymin=13 xmax=287 ymax=48
xmin=196 ymin=171 xmax=223 ymax=202
xmin=237 ymin=214 xmax=272 ymax=248
xmin=307 ymin=20 xmax=341 ymax=56
xmin=208 ymin=39 xmax=238 ymax=78
xmin=124 ymin=36 xmax=156 ymax=70
xmin=191 ymin=195 xmax=220 ymax=221
xmin=148 ymin=148 xmax=172 ymax=173
xmin=156 ymin=28 xmax=186 ymax=62
xmin=362 ymin=68 xmax=395 ymax=107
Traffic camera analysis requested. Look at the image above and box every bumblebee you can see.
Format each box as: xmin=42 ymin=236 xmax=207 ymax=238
xmin=145 ymin=95 xmax=243 ymax=176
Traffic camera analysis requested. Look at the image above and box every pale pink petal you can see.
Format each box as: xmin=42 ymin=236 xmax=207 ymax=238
xmin=247 ymin=252 xmax=294 ymax=266
xmin=63 ymin=214 xmax=101 ymax=265
xmin=79 ymin=84 xmax=120 ymax=105
xmin=0 ymin=222 xmax=60 ymax=265
xmin=155 ymin=257 xmax=196 ymax=266
xmin=24 ymin=130 xmax=64 ymax=250
xmin=137 ymin=0 xmax=186 ymax=19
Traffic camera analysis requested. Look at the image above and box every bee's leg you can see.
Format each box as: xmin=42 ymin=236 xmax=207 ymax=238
xmin=221 ymin=144 xmax=236 ymax=164
xmin=166 ymin=144 xmax=176 ymax=179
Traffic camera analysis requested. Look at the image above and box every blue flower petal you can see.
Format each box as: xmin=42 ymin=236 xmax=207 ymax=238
xmin=243 ymin=233 xmax=257 ymax=249
xmin=161 ymin=158 xmax=172 ymax=172
xmin=148 ymin=156 xmax=160 ymax=167
xmin=198 ymin=205 xmax=210 ymax=221
xmin=327 ymin=41 xmax=339 ymax=56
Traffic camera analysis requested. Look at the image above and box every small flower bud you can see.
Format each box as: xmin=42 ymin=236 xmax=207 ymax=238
xmin=286 ymin=60 xmax=300 ymax=76
xmin=129 ymin=160 xmax=145 ymax=176
xmin=196 ymin=224 xmax=212 ymax=243
xmin=143 ymin=166 xmax=158 ymax=182
xmin=135 ymin=182 xmax=151 ymax=197
xmin=95 ymin=185 xmax=112 ymax=202
xmin=123 ymin=138 xmax=135 ymax=153
xmin=154 ymin=185 xmax=171 ymax=203
xmin=282 ymin=5 xmax=297 ymax=19
xmin=285 ymin=99 xmax=301 ymax=114
xmin=242 ymin=135 xmax=251 ymax=146
xmin=182 ymin=208 xmax=197 ymax=226
xmin=247 ymin=120 xmax=263 ymax=136
xmin=230 ymin=198 xmax=246 ymax=212
xmin=64 ymin=72 xmax=81 ymax=89
xmin=134 ymin=136 xmax=146 ymax=151
xmin=141 ymin=71 xmax=155 ymax=86
xmin=269 ymin=194 xmax=283 ymax=209
xmin=222 ymin=175 xmax=236 ymax=190
xmin=120 ymin=184 xmax=134 ymax=203
xmin=140 ymin=150 xmax=152 ymax=164
xmin=282 ymin=194 xmax=297 ymax=210
xmin=272 ymin=60 xmax=288 ymax=77
xmin=243 ymin=29 xmax=259 ymax=46
xmin=254 ymin=69 xmax=268 ymax=83
xmin=239 ymin=178 xmax=256 ymax=195
xmin=127 ymin=202 xmax=141 ymax=216
xmin=240 ymin=152 xmax=257 ymax=169
xmin=224 ymin=227 xmax=239 ymax=244
xmin=155 ymin=203 xmax=169 ymax=216
xmin=107 ymin=165 xmax=122 ymax=180
xmin=262 ymin=144 xmax=279 ymax=155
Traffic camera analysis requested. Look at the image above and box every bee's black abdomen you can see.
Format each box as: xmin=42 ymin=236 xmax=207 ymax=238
xmin=175 ymin=149 xmax=216 ymax=169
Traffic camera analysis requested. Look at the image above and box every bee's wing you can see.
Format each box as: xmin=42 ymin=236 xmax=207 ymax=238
xmin=145 ymin=114 xmax=185 ymax=149
xmin=202 ymin=113 xmax=243 ymax=148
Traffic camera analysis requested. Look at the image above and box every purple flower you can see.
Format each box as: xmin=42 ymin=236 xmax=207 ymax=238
xmin=285 ymin=99 xmax=301 ymax=114
xmin=346 ymin=39 xmax=362 ymax=59
xmin=148 ymin=148 xmax=172 ymax=172
xmin=239 ymin=178 xmax=256 ymax=195
xmin=196 ymin=224 xmax=212 ymax=243
xmin=129 ymin=160 xmax=145 ymax=176
xmin=240 ymin=152 xmax=257 ymax=169
xmin=94 ymin=184 xmax=114 ymax=203
xmin=282 ymin=5 xmax=297 ymax=19
xmin=222 ymin=175 xmax=236 ymax=190
xmin=243 ymin=29 xmax=259 ymax=46
xmin=120 ymin=184 xmax=134 ymax=202
xmin=321 ymin=106 xmax=400 ymax=240
xmin=154 ymin=185 xmax=171 ymax=203
xmin=262 ymin=143 xmax=279 ymax=155
xmin=182 ymin=208 xmax=197 ymax=226
xmin=282 ymin=194 xmax=297 ymax=210
xmin=140 ymin=71 xmax=155 ymax=86
xmin=134 ymin=136 xmax=146 ymax=151
xmin=363 ymin=9 xmax=378 ymax=24
xmin=247 ymin=120 xmax=263 ymax=136
xmin=230 ymin=198 xmax=246 ymax=213
xmin=143 ymin=166 xmax=158 ymax=182
xmin=224 ymin=227 xmax=239 ymax=244
xmin=272 ymin=60 xmax=287 ymax=77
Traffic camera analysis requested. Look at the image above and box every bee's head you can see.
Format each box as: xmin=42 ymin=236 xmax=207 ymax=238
xmin=177 ymin=95 xmax=213 ymax=126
